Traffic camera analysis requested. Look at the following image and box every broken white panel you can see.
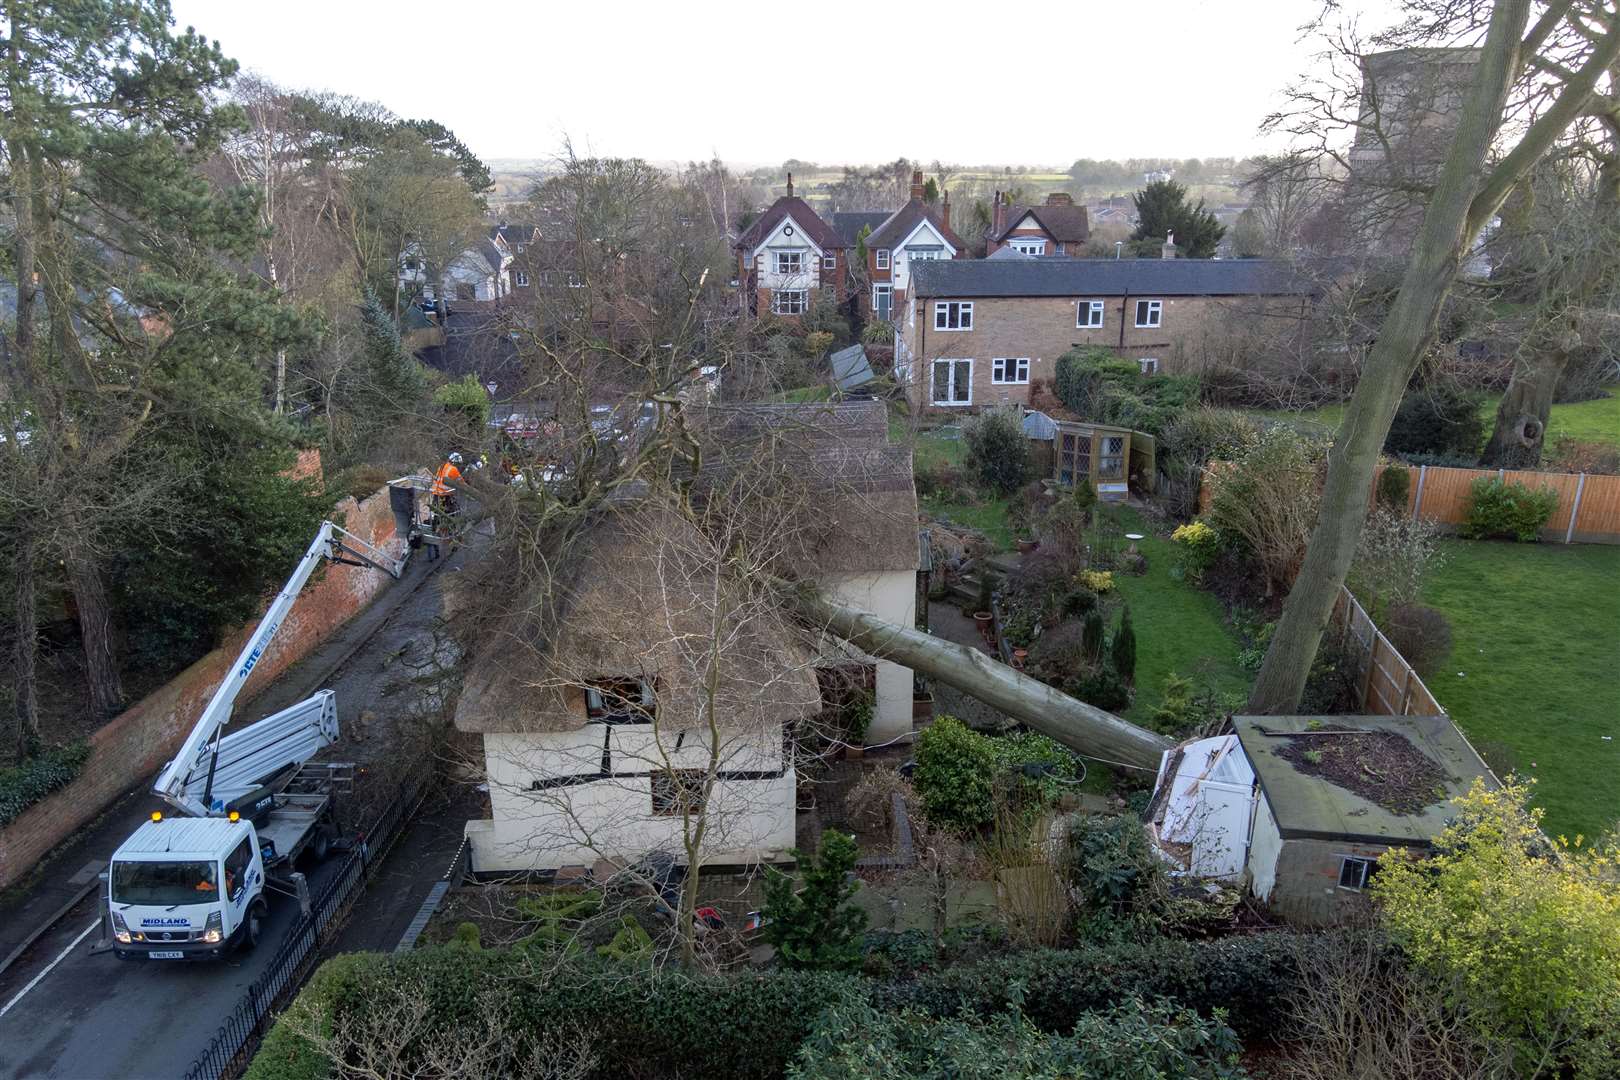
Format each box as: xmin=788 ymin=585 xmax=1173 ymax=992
xmin=1151 ymin=734 xmax=1256 ymax=880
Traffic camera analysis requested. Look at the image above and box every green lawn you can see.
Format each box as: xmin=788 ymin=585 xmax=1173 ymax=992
xmin=1250 ymin=390 xmax=1620 ymax=453
xmin=1421 ymin=539 xmax=1620 ymax=842
xmin=1097 ymin=507 xmax=1252 ymax=728
xmin=920 ymin=494 xmax=1015 ymax=551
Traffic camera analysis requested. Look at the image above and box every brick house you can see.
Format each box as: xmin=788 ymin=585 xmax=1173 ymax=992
xmin=733 ymin=175 xmax=850 ymax=320
xmin=984 ymin=192 xmax=1092 ymax=257
xmin=860 ymin=170 xmax=965 ymax=324
xmin=897 ymin=257 xmax=1316 ymax=411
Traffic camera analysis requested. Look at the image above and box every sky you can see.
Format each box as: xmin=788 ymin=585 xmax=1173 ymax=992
xmin=169 ymin=0 xmax=1397 ymax=168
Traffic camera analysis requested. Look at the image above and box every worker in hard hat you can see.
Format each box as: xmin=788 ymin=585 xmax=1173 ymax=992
xmin=432 ymin=452 xmax=464 ymax=517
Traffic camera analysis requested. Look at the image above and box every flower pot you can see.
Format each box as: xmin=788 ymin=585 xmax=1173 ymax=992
xmin=973 ymin=610 xmax=994 ymax=636
xmin=1016 ymin=539 xmax=1039 ymax=555
xmin=1011 ymin=648 xmax=1028 ymax=670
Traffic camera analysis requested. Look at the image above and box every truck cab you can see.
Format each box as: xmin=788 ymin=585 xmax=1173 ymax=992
xmin=108 ymin=816 xmax=267 ymax=961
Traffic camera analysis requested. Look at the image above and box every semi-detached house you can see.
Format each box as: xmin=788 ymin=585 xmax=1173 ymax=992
xmin=897 ymin=257 xmax=1317 ymax=411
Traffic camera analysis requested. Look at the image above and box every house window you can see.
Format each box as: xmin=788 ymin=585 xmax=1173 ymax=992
xmin=1138 ymin=357 xmax=1159 ymax=374
xmin=772 ymin=290 xmax=807 ymax=315
xmin=775 ymin=251 xmax=804 ymax=275
xmin=403 ymin=256 xmax=420 ymax=271
xmin=651 ymin=770 xmax=706 ymax=816
xmin=514 ymin=270 xmax=530 ymax=287
xmin=1010 ymin=238 xmax=1047 ymax=255
xmin=908 ymin=249 xmax=940 ymax=262
xmin=586 ymin=678 xmax=657 ymax=724
xmin=991 ymin=357 xmax=1030 ymax=384
xmin=822 ymin=253 xmax=836 ymax=271
xmin=930 ymin=359 xmax=972 ymax=406
xmin=875 ymin=249 xmax=890 ymax=270
xmin=1338 ymin=856 xmax=1377 ymax=891
xmin=873 ymin=284 xmax=892 ymax=322
xmin=1099 ymin=435 xmax=1126 ymax=480
xmin=1134 ymin=299 xmax=1163 ymax=328
xmin=933 ymin=301 xmax=973 ymax=331
xmin=1077 ymin=300 xmax=1104 ymax=328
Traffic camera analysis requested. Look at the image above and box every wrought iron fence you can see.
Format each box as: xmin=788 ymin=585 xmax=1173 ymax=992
xmin=183 ymin=773 xmax=429 ymax=1080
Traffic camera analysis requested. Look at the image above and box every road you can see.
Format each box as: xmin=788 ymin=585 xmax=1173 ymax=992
xmin=0 ymin=858 xmax=343 ymax=1080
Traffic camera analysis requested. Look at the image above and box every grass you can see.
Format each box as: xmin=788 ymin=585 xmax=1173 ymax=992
xmin=1249 ymin=389 xmax=1620 ymax=454
xmin=921 ymin=494 xmax=1016 ymax=551
xmin=774 ymin=385 xmax=834 ymax=403
xmin=1093 ymin=507 xmax=1252 ymax=728
xmin=1421 ymin=539 xmax=1620 ymax=843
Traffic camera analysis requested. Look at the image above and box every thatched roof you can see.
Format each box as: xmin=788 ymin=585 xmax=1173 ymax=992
xmin=454 ymin=504 xmax=822 ymax=735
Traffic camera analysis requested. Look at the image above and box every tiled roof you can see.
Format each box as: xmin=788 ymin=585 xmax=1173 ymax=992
xmin=734 ymin=196 xmax=845 ymax=253
xmin=991 ymin=204 xmax=1091 ymax=244
xmin=830 ymin=211 xmax=890 ymax=246
xmin=865 ymin=200 xmax=964 ymax=251
xmin=910 ymin=258 xmax=1318 ymax=299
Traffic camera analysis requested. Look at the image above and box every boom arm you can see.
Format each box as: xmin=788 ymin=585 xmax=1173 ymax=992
xmin=152 ymin=521 xmax=405 ymax=815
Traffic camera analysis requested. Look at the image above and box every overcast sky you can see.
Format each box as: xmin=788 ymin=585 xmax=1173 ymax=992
xmin=170 ymin=0 xmax=1396 ymax=167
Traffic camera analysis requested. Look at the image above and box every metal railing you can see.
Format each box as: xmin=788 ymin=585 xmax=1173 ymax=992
xmin=183 ymin=773 xmax=430 ymax=1080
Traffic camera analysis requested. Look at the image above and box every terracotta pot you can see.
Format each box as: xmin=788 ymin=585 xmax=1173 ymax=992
xmin=1011 ymin=647 xmax=1028 ymax=670
xmin=1016 ymin=539 xmax=1039 ymax=554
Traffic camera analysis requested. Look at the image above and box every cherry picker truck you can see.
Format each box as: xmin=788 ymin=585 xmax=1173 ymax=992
xmin=101 ymin=521 xmax=406 ymax=961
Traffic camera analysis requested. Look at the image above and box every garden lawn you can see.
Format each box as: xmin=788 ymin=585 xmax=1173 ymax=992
xmin=921 ymin=494 xmax=1015 ymax=551
xmin=1421 ymin=539 xmax=1620 ymax=843
xmin=1250 ymin=389 xmax=1620 ymax=454
xmin=1097 ymin=507 xmax=1252 ymax=729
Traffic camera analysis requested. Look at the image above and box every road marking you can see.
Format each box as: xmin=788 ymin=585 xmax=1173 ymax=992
xmin=0 ymin=918 xmax=100 ymax=1020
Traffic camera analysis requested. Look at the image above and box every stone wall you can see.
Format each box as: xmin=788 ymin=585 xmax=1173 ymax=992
xmin=0 ymin=485 xmax=404 ymax=891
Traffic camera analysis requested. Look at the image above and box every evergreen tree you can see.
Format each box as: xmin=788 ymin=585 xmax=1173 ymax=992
xmin=762 ymin=831 xmax=868 ymax=971
xmin=1112 ymin=606 xmax=1137 ymax=684
xmin=1131 ymin=179 xmax=1226 ymax=257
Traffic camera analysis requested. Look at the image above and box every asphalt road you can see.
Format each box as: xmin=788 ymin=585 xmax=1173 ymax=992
xmin=0 ymin=857 xmax=343 ymax=1080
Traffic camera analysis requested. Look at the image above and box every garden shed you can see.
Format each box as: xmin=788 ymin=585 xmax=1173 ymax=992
xmin=1051 ymin=420 xmax=1137 ymax=500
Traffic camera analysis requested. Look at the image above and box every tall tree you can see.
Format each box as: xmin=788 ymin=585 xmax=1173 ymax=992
xmin=1249 ymin=0 xmax=1620 ymax=713
xmin=1130 ymin=178 xmax=1225 ymax=257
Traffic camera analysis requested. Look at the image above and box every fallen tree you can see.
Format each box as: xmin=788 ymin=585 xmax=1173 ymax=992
xmin=791 ymin=587 xmax=1173 ymax=772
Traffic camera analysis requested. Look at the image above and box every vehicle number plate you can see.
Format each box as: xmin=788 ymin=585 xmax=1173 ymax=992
xmin=150 ymin=950 xmax=184 ymax=959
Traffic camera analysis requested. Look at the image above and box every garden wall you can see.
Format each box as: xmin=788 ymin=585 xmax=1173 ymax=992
xmin=1198 ymin=464 xmax=1620 ymax=543
xmin=0 ymin=484 xmax=404 ymax=891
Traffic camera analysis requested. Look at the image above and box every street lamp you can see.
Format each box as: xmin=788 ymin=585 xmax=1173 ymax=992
xmin=1114 ymin=241 xmax=1123 ymax=260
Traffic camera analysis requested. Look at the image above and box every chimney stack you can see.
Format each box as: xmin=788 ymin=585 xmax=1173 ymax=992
xmin=992 ymin=190 xmax=1007 ymax=236
xmin=785 ymin=172 xmax=794 ymax=197
xmin=1161 ymin=230 xmax=1177 ymax=260
xmin=1044 ymin=192 xmax=1073 ymax=207
xmin=910 ymin=168 xmax=924 ymax=202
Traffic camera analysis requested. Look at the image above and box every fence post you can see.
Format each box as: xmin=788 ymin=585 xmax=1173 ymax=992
xmin=1498 ymin=467 xmax=1506 ymax=482
xmin=1398 ymin=668 xmax=1413 ymax=715
xmin=1412 ymin=465 xmax=1427 ymax=520
xmin=1566 ymin=473 xmax=1586 ymax=544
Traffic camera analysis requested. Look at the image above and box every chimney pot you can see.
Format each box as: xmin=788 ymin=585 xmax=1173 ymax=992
xmin=786 ymin=172 xmax=794 ymax=197
xmin=910 ymin=168 xmax=924 ymax=202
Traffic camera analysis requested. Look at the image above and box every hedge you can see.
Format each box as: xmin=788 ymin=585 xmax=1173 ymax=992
xmin=245 ymin=948 xmax=867 ymax=1080
xmin=0 ymin=742 xmax=91 ymax=828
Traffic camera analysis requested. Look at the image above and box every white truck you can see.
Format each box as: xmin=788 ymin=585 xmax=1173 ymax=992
xmin=105 ymin=521 xmax=406 ymax=961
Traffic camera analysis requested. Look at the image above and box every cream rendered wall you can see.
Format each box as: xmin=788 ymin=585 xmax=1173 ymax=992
xmin=892 ymin=220 xmax=953 ymax=294
xmin=753 ymin=213 xmax=824 ymax=293
xmin=1246 ymin=793 xmax=1284 ymax=902
xmin=468 ymin=724 xmax=796 ymax=873
xmin=822 ymin=569 xmax=917 ymax=745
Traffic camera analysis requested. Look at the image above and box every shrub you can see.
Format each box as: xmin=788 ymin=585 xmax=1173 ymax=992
xmin=962 ymin=407 xmax=1033 ymax=495
xmin=1382 ymin=603 xmax=1453 ymax=678
xmin=1148 ymin=673 xmax=1232 ymax=737
xmin=1298 ymin=627 xmax=1364 ymax=714
xmin=1081 ymin=609 xmax=1106 ymax=663
xmin=1347 ymin=508 xmax=1445 ymax=617
xmin=247 ymin=950 xmax=867 ymax=1080
xmin=1070 ymin=665 xmax=1132 ymax=712
xmin=1076 ymin=568 xmax=1114 ymax=593
xmin=1170 ymin=520 xmax=1220 ymax=582
xmin=1053 ymin=347 xmax=1199 ymax=435
xmin=802 ymin=330 xmax=835 ymax=359
xmin=763 ymin=831 xmax=869 ymax=971
xmin=1206 ymin=427 xmax=1325 ymax=595
xmin=1111 ymin=607 xmax=1137 ymax=684
xmin=1027 ymin=621 xmax=1092 ymax=683
xmin=432 ymin=372 xmax=492 ymax=426
xmin=1461 ymin=477 xmax=1559 ymax=541
xmin=1161 ymin=406 xmax=1259 ymax=467
xmin=790 ymin=997 xmax=1247 ymax=1080
xmin=1386 ymin=381 xmax=1485 ymax=458
xmin=913 ymin=716 xmax=998 ymax=832
xmin=0 ymin=742 xmax=92 ymax=827
xmin=1375 ymin=463 xmax=1411 ymax=510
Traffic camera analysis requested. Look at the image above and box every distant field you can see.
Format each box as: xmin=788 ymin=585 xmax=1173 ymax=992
xmin=1251 ymin=390 xmax=1620 ymax=454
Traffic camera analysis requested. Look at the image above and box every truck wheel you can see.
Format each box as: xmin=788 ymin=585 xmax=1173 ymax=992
xmin=310 ymin=828 xmax=331 ymax=863
xmin=241 ymin=900 xmax=267 ymax=953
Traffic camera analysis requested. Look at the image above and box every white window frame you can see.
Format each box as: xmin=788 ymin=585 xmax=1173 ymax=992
xmin=1337 ymin=856 xmax=1376 ymax=892
xmin=991 ymin=357 xmax=1030 ymax=385
xmin=933 ymin=301 xmax=973 ymax=331
xmin=775 ymin=251 xmax=804 ymax=276
xmin=822 ymin=253 xmax=836 ymax=271
xmin=1138 ymin=357 xmax=1159 ymax=374
xmin=514 ymin=270 xmax=530 ymax=287
xmin=930 ymin=358 xmax=973 ymax=406
xmin=1135 ymin=298 xmax=1163 ymax=328
xmin=1077 ymin=299 xmax=1105 ymax=328
xmin=1010 ymin=238 xmax=1047 ymax=256
xmin=875 ymin=249 xmax=890 ymax=270
xmin=771 ymin=289 xmax=807 ymax=315
xmin=907 ymin=249 xmax=941 ymax=262
xmin=872 ymin=283 xmax=893 ymax=322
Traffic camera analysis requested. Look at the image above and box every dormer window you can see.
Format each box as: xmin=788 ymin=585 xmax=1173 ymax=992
xmin=585 ymin=677 xmax=657 ymax=724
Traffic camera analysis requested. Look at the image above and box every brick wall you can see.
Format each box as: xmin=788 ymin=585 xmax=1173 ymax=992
xmin=901 ymin=293 xmax=1309 ymax=410
xmin=0 ymin=485 xmax=405 ymax=890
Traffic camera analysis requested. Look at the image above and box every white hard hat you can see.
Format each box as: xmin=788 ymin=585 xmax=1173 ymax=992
xmin=448 ymin=452 xmax=464 ymax=464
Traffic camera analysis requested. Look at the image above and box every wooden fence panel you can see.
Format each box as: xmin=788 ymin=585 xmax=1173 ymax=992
xmin=1570 ymin=473 xmax=1620 ymax=542
xmin=1334 ymin=587 xmax=1445 ymax=718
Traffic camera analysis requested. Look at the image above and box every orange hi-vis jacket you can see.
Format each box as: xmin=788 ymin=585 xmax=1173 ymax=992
xmin=432 ymin=461 xmax=462 ymax=496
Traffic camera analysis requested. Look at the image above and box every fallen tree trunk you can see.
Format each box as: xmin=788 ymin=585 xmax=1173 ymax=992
xmin=792 ymin=588 xmax=1173 ymax=772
